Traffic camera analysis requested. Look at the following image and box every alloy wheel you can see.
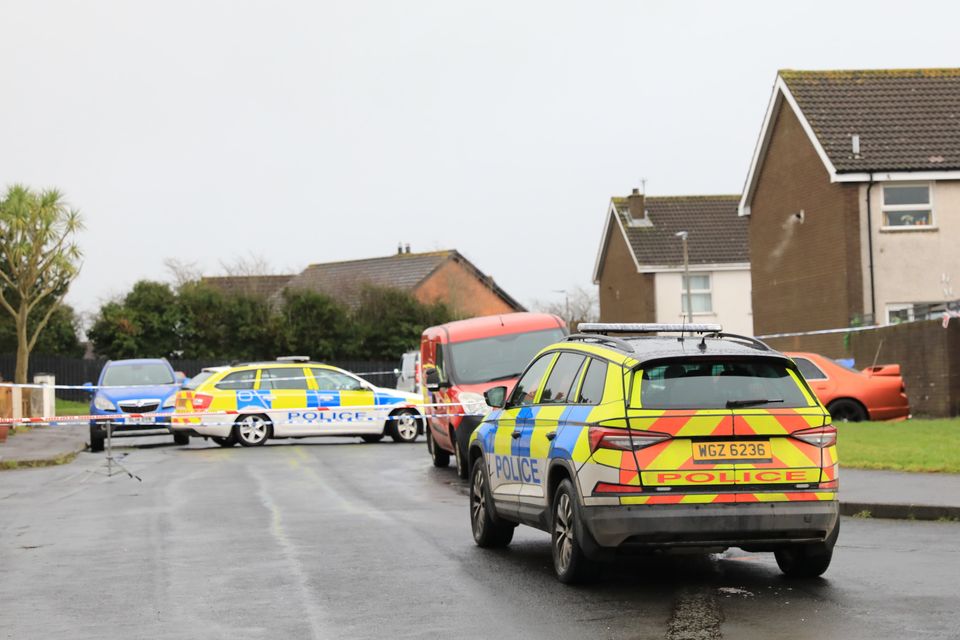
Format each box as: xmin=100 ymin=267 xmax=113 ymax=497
xmin=395 ymin=413 xmax=418 ymax=441
xmin=553 ymin=493 xmax=574 ymax=574
xmin=471 ymin=465 xmax=487 ymax=539
xmin=238 ymin=416 xmax=268 ymax=445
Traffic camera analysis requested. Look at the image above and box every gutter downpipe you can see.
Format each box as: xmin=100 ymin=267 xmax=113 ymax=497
xmin=865 ymin=174 xmax=877 ymax=323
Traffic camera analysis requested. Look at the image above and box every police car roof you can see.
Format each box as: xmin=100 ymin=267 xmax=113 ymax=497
xmin=564 ymin=333 xmax=791 ymax=366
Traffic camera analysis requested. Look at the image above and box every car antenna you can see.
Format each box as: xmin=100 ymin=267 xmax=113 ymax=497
xmin=499 ymin=315 xmax=504 ymax=327
xmin=870 ymin=338 xmax=885 ymax=372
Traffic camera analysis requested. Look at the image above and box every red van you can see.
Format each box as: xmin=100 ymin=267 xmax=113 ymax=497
xmin=421 ymin=312 xmax=567 ymax=477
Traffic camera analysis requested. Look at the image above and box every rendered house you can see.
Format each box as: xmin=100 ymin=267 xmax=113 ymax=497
xmin=592 ymin=190 xmax=752 ymax=335
xmin=741 ymin=68 xmax=960 ymax=333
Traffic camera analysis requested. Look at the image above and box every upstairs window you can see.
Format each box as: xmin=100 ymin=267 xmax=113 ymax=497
xmin=882 ymin=184 xmax=932 ymax=228
xmin=681 ymin=274 xmax=713 ymax=314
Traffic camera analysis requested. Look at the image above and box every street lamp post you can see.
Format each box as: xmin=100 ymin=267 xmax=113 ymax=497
xmin=675 ymin=231 xmax=692 ymax=323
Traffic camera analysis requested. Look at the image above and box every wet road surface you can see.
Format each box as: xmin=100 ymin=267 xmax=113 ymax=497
xmin=1 ymin=437 xmax=958 ymax=639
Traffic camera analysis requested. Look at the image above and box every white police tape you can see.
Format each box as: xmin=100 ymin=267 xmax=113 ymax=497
xmin=0 ymin=403 xmax=487 ymax=426
xmin=0 ymin=371 xmax=401 ymax=391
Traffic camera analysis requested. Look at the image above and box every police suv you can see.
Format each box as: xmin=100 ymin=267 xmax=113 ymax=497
xmin=467 ymin=324 xmax=839 ymax=583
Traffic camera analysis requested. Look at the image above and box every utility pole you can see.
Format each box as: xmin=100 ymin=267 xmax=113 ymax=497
xmin=675 ymin=231 xmax=692 ymax=323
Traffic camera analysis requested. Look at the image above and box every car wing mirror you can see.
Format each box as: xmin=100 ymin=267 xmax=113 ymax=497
xmin=424 ymin=367 xmax=443 ymax=391
xmin=82 ymin=381 xmax=94 ymax=395
xmin=484 ymin=386 xmax=508 ymax=409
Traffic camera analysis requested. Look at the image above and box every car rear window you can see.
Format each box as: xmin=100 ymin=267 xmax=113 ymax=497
xmin=636 ymin=359 xmax=812 ymax=409
xmin=215 ymin=370 xmax=256 ymax=391
xmin=183 ymin=371 xmax=215 ymax=390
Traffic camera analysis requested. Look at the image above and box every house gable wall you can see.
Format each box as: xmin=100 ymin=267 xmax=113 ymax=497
xmin=750 ymin=100 xmax=863 ymax=335
xmin=597 ymin=219 xmax=656 ymax=322
xmin=415 ymin=259 xmax=517 ymax=317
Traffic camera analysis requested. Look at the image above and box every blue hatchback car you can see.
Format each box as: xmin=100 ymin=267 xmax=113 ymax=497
xmin=88 ymin=358 xmax=186 ymax=452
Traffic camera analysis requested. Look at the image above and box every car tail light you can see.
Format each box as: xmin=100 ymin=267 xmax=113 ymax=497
xmin=792 ymin=425 xmax=837 ymax=448
xmin=191 ymin=394 xmax=214 ymax=411
xmin=592 ymin=481 xmax=645 ymax=495
xmin=588 ymin=427 xmax=671 ymax=453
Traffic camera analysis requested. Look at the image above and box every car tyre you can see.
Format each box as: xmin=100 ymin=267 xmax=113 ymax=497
xmin=775 ymin=520 xmax=839 ymax=579
xmin=361 ymin=434 xmax=385 ymax=443
xmin=427 ymin=428 xmax=450 ymax=467
xmin=551 ymin=479 xmax=598 ymax=584
xmin=235 ymin=414 xmax=272 ymax=447
xmin=212 ymin=435 xmax=237 ymax=447
xmin=827 ymin=399 xmax=867 ymax=422
xmin=90 ymin=429 xmax=105 ymax=453
xmin=388 ymin=410 xmax=420 ymax=443
xmin=470 ymin=457 xmax=514 ymax=548
xmin=453 ymin=429 xmax=469 ymax=479
xmin=173 ymin=432 xmax=190 ymax=446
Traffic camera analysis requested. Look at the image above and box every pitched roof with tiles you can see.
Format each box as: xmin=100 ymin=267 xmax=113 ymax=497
xmin=781 ymin=68 xmax=960 ymax=173
xmin=607 ymin=195 xmax=749 ymax=269
xmin=202 ymin=274 xmax=294 ymax=299
xmin=280 ymin=250 xmax=524 ymax=311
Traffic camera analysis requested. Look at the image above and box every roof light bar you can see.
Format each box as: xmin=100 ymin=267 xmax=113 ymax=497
xmin=276 ymin=355 xmax=311 ymax=363
xmin=577 ymin=323 xmax=723 ymax=335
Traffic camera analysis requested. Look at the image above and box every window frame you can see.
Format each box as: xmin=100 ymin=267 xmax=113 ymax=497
xmin=308 ymin=367 xmax=369 ymax=392
xmin=885 ymin=303 xmax=915 ymax=325
xmin=880 ymin=182 xmax=935 ymax=231
xmin=214 ymin=368 xmax=257 ymax=391
xmin=791 ymin=357 xmax=828 ymax=381
xmin=257 ymin=367 xmax=311 ymax=391
xmin=539 ymin=351 xmax=588 ymax=405
xmin=681 ymin=272 xmax=713 ymax=315
xmin=571 ymin=357 xmax=608 ymax=406
xmin=507 ymin=353 xmax=557 ymax=408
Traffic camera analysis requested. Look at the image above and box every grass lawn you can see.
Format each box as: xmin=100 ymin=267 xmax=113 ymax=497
xmin=838 ymin=418 xmax=960 ymax=473
xmin=56 ymin=398 xmax=90 ymax=416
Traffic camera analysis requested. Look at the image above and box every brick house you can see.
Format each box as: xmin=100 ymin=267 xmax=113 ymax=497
xmin=592 ymin=190 xmax=752 ymax=334
xmin=274 ymin=248 xmax=524 ymax=317
xmin=741 ymin=68 xmax=960 ymax=338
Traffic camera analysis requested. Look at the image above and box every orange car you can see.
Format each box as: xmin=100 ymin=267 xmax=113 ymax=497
xmin=786 ymin=352 xmax=910 ymax=422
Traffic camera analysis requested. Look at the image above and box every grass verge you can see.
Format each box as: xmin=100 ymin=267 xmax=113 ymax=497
xmin=56 ymin=398 xmax=89 ymax=416
xmin=838 ymin=418 xmax=960 ymax=473
xmin=0 ymin=451 xmax=80 ymax=471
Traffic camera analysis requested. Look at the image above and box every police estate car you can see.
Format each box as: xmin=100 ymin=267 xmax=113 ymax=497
xmin=467 ymin=324 xmax=839 ymax=583
xmin=171 ymin=358 xmax=425 ymax=447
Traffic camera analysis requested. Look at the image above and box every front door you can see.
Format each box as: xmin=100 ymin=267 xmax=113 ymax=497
xmin=518 ymin=352 xmax=587 ymax=519
xmin=306 ymin=367 xmax=377 ymax=434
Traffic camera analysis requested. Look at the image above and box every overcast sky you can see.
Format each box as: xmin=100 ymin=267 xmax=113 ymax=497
xmin=2 ymin=0 xmax=958 ymax=319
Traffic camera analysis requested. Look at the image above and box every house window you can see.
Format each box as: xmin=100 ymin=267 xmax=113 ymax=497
xmin=882 ymin=184 xmax=933 ymax=228
xmin=886 ymin=303 xmax=914 ymax=324
xmin=681 ymin=274 xmax=712 ymax=314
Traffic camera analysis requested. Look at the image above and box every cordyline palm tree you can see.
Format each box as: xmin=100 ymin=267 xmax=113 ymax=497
xmin=0 ymin=185 xmax=83 ymax=383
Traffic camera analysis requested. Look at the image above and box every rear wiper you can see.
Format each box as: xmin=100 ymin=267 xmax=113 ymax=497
xmin=726 ymin=398 xmax=784 ymax=408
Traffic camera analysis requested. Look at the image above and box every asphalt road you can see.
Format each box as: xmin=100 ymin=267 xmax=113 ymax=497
xmin=1 ymin=436 xmax=958 ymax=640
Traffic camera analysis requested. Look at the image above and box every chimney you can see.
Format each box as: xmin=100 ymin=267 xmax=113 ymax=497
xmin=627 ymin=187 xmax=645 ymax=222
xmin=397 ymin=242 xmax=403 ymax=255
xmin=405 ymin=243 xmax=411 ymax=254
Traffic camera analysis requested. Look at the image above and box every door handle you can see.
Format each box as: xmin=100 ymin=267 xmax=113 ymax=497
xmin=546 ymin=431 xmax=557 ymax=441
xmin=511 ymin=430 xmax=523 ymax=439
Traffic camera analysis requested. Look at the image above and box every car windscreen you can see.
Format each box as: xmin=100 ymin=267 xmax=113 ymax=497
xmin=446 ymin=328 xmax=566 ymax=385
xmin=102 ymin=362 xmax=176 ymax=387
xmin=183 ymin=371 xmax=215 ymax=390
xmin=636 ymin=358 xmax=813 ymax=409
